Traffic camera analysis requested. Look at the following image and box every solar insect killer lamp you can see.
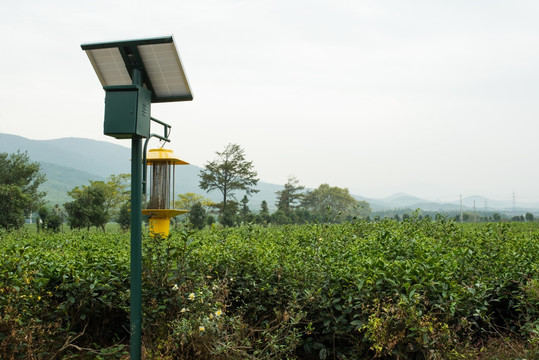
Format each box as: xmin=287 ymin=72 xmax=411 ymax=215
xmin=81 ymin=36 xmax=193 ymax=360
xmin=143 ymin=148 xmax=189 ymax=237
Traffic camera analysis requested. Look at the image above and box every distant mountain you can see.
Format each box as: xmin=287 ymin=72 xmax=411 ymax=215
xmin=0 ymin=133 xmax=130 ymax=177
xmin=382 ymin=193 xmax=425 ymax=207
xmin=359 ymin=191 xmax=539 ymax=214
xmin=353 ymin=193 xmax=426 ymax=212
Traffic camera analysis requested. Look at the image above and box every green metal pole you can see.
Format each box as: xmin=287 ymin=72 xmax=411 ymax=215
xmin=130 ymin=68 xmax=143 ymax=360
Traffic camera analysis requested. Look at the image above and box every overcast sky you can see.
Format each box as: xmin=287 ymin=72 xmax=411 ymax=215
xmin=1 ymin=0 xmax=538 ymax=203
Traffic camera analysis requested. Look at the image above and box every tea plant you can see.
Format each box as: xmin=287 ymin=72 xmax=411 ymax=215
xmin=1 ymin=219 xmax=539 ymax=359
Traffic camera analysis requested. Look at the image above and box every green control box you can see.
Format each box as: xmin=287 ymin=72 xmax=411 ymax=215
xmin=103 ymin=85 xmax=151 ymax=139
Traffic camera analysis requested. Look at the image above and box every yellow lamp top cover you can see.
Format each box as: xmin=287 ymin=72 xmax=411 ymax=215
xmin=146 ymin=148 xmax=189 ymax=165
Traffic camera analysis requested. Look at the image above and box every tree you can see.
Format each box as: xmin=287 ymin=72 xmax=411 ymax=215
xmin=219 ymin=201 xmax=239 ymax=227
xmin=188 ymin=202 xmax=206 ymax=230
xmin=0 ymin=185 xmax=27 ymax=230
xmin=354 ymin=201 xmax=372 ymax=219
xmin=275 ymin=176 xmax=305 ymax=213
xmin=270 ymin=210 xmax=291 ymax=225
xmin=64 ymin=196 xmax=91 ymax=230
xmin=240 ymin=195 xmax=254 ymax=223
xmin=104 ymin=174 xmax=130 ymax=217
xmin=36 ymin=206 xmax=50 ymax=232
xmin=257 ymin=200 xmax=270 ymax=225
xmin=65 ymin=183 xmax=109 ymax=231
xmin=117 ymin=201 xmax=131 ymax=232
xmin=47 ymin=205 xmax=63 ymax=233
xmin=525 ymin=212 xmax=534 ymax=222
xmin=174 ymin=193 xmax=214 ymax=225
xmin=301 ymin=184 xmax=370 ymax=222
xmin=175 ymin=193 xmax=214 ymax=211
xmin=37 ymin=204 xmax=63 ymax=233
xmin=64 ymin=175 xmax=128 ymax=230
xmin=89 ymin=174 xmax=129 ymax=219
xmin=260 ymin=200 xmax=270 ymax=217
xmin=199 ymin=143 xmax=259 ymax=215
xmin=0 ymin=151 xmax=47 ymax=229
xmin=206 ymin=215 xmax=215 ymax=227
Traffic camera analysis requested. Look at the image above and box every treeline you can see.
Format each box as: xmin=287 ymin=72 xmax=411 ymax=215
xmin=372 ymin=209 xmax=535 ymax=223
xmin=0 ymin=146 xmax=371 ymax=232
xmin=1 ymin=145 xmax=534 ymax=233
xmin=182 ymin=183 xmax=371 ymax=229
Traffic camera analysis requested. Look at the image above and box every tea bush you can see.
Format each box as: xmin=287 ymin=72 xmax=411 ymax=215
xmin=0 ymin=230 xmax=131 ymax=358
xmin=1 ymin=219 xmax=539 ymax=359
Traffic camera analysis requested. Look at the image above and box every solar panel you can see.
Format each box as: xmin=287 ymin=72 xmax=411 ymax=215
xmin=81 ymin=36 xmax=193 ymax=103
xmin=137 ymin=42 xmax=191 ymax=102
xmin=85 ymin=48 xmax=132 ymax=87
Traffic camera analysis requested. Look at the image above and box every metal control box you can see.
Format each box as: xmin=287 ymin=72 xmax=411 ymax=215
xmin=103 ymin=85 xmax=151 ymax=139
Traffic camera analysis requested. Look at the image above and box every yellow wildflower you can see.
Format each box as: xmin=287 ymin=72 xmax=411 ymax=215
xmin=199 ymin=326 xmax=205 ymax=332
xmin=188 ymin=293 xmax=195 ymax=301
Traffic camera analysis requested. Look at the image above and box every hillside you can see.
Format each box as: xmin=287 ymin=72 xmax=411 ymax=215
xmin=39 ymin=161 xmax=105 ymax=205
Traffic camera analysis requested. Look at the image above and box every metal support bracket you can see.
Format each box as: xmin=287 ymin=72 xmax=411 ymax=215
xmin=142 ymin=117 xmax=172 ymax=195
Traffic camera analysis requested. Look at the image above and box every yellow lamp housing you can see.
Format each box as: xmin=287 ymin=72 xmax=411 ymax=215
xmin=142 ymin=148 xmax=189 ymax=237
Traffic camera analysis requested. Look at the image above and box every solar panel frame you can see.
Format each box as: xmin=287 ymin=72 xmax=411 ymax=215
xmin=81 ymin=36 xmax=193 ymax=103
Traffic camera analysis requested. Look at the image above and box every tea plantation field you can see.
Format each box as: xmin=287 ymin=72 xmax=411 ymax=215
xmin=1 ymin=219 xmax=539 ymax=359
